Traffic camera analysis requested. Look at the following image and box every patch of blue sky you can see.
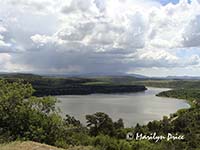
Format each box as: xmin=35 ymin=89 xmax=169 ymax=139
xmin=158 ymin=0 xmax=191 ymax=5
xmin=176 ymin=47 xmax=200 ymax=58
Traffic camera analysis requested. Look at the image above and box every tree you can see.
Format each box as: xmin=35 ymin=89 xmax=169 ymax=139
xmin=0 ymin=80 xmax=65 ymax=146
xmin=64 ymin=114 xmax=81 ymax=127
xmin=86 ymin=112 xmax=114 ymax=136
xmin=147 ymin=120 xmax=161 ymax=133
xmin=114 ymin=118 xmax=124 ymax=129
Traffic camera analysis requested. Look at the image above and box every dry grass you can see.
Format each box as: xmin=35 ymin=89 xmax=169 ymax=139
xmin=0 ymin=141 xmax=94 ymax=150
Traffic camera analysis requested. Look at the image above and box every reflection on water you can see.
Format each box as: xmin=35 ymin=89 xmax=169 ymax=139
xmin=56 ymin=87 xmax=190 ymax=127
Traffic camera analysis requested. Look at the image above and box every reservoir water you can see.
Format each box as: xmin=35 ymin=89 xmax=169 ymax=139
xmin=56 ymin=87 xmax=190 ymax=127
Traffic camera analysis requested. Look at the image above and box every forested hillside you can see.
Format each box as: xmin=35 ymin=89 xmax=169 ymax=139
xmin=0 ymin=74 xmax=146 ymax=96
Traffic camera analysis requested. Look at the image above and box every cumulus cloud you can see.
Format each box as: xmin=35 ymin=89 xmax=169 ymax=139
xmin=0 ymin=24 xmax=12 ymax=51
xmin=0 ymin=53 xmax=11 ymax=65
xmin=0 ymin=26 xmax=7 ymax=33
xmin=183 ymin=15 xmax=200 ymax=47
xmin=1 ymin=0 xmax=200 ymax=76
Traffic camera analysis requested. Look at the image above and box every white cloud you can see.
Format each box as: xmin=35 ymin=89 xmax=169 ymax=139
xmin=187 ymin=54 xmax=200 ymax=66
xmin=0 ymin=53 xmax=16 ymax=72
xmin=183 ymin=15 xmax=200 ymax=47
xmin=1 ymin=0 xmax=200 ymax=75
xmin=138 ymin=50 xmax=178 ymax=63
xmin=0 ymin=26 xmax=7 ymax=33
xmin=0 ymin=40 xmax=11 ymax=48
xmin=0 ymin=24 xmax=12 ymax=50
xmin=0 ymin=53 xmax=11 ymax=64
xmin=31 ymin=34 xmax=65 ymax=45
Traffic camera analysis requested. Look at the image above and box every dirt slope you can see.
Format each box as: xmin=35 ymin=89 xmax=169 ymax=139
xmin=0 ymin=141 xmax=94 ymax=150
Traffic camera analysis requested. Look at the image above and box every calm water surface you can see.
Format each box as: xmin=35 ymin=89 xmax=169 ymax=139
xmin=56 ymin=87 xmax=190 ymax=127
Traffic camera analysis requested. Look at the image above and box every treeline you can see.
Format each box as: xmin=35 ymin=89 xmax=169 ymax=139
xmin=0 ymin=80 xmax=200 ymax=149
xmin=33 ymin=85 xmax=147 ymax=96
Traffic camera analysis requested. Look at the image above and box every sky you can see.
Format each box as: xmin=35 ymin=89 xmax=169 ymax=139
xmin=1 ymin=0 xmax=200 ymax=77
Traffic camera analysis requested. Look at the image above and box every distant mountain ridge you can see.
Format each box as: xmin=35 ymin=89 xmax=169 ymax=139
xmin=1 ymin=72 xmax=200 ymax=80
xmin=43 ymin=72 xmax=149 ymax=79
xmin=165 ymin=76 xmax=200 ymax=80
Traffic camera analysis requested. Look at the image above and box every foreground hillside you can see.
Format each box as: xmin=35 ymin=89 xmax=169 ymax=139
xmin=0 ymin=141 xmax=94 ymax=150
xmin=0 ymin=141 xmax=64 ymax=150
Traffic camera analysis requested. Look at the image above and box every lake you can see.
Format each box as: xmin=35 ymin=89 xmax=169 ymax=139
xmin=56 ymin=87 xmax=190 ymax=127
